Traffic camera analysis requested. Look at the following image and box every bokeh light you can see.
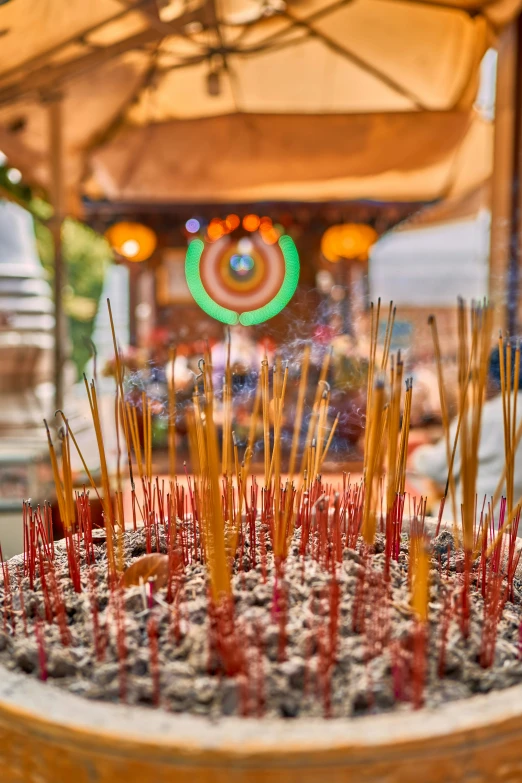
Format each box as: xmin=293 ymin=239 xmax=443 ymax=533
xmin=105 ymin=221 xmax=157 ymax=262
xmin=121 ymin=239 xmax=140 ymax=258
xmin=321 ymin=223 xmax=378 ymax=262
xmin=185 ymin=218 xmax=200 ymax=233
xmin=6 ymin=168 xmax=22 ymax=184
xmin=258 ymin=217 xmax=281 ymax=245
xmin=237 ymin=237 xmax=254 ymax=254
xmin=207 ymin=220 xmax=225 ymax=241
xmin=243 ymin=214 xmax=260 ymax=232
xmin=261 ymin=227 xmax=279 ymax=245
xmin=330 ymin=284 xmax=346 ymax=301
xmin=230 ymin=254 xmax=255 ymax=276
xmin=226 ymin=214 xmax=240 ymax=231
xmin=316 ymin=269 xmax=334 ymax=294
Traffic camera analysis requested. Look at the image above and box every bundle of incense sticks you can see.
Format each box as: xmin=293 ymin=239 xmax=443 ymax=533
xmin=3 ymin=297 xmax=522 ymax=716
xmin=46 ymin=298 xmax=520 ymax=581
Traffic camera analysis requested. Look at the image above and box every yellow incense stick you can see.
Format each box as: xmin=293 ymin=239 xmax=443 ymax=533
xmin=84 ymin=377 xmax=115 ymax=570
xmin=262 ymin=359 xmax=270 ymax=483
xmin=319 ymin=412 xmax=340 ymax=471
xmin=300 ymin=347 xmax=332 ymax=475
xmin=61 ymin=424 xmax=75 ymax=529
xmin=127 ymin=403 xmax=144 ymax=480
xmin=428 ymin=315 xmax=457 ymax=523
xmin=288 ymin=344 xmax=311 ymax=477
xmin=44 ymin=420 xmax=66 ymax=524
xmin=107 ymin=298 xmax=134 ymax=490
xmin=168 ymin=346 xmax=177 ymax=481
xmin=54 ymin=410 xmax=102 ymax=504
xmin=412 ymin=542 xmax=429 ymax=623
xmin=362 ymin=378 xmax=385 ymax=545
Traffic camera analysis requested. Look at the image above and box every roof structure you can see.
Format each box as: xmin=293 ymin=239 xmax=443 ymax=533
xmin=0 ymin=0 xmax=517 ymax=208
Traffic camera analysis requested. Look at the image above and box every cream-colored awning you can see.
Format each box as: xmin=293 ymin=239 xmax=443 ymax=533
xmin=86 ymin=110 xmax=493 ymax=204
xmin=0 ymin=0 xmax=516 ymax=207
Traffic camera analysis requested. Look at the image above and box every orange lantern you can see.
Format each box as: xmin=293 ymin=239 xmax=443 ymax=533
xmin=105 ymin=222 xmax=157 ymax=262
xmin=321 ymin=224 xmax=378 ymax=263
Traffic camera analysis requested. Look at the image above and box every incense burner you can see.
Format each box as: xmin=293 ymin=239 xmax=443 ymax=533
xmin=1 ymin=651 xmax=522 ymax=782
xmin=1 ymin=518 xmax=522 ymax=783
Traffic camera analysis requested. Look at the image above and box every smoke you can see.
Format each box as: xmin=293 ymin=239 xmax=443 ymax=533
xmin=89 ymin=278 xmax=377 ymax=469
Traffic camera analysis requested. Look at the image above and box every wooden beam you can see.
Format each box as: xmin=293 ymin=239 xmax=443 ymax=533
xmin=0 ymin=29 xmax=161 ymax=107
xmin=116 ymin=0 xmax=207 ymax=39
xmin=0 ymin=1 xmax=213 ymax=107
xmin=0 ymin=1 xmax=151 ymax=86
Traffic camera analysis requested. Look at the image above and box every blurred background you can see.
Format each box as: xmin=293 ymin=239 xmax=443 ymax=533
xmin=0 ymin=0 xmax=520 ymax=551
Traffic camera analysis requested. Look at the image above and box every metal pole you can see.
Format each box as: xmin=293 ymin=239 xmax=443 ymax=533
xmin=47 ymin=95 xmax=65 ymax=412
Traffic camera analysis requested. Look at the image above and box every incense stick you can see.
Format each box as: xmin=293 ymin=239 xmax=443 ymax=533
xmin=168 ymin=346 xmax=177 ymax=481
xmin=428 ymin=315 xmax=457 ymax=524
xmin=288 ymin=344 xmax=311 ymax=478
xmin=362 ymin=377 xmax=385 ymax=545
xmin=300 ymin=347 xmax=332 ymax=475
xmin=107 ymin=299 xmax=134 ymax=490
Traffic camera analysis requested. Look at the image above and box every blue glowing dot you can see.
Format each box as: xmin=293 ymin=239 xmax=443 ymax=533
xmin=186 ymin=218 xmax=200 ymax=234
xmin=230 ymin=254 xmax=254 ymax=275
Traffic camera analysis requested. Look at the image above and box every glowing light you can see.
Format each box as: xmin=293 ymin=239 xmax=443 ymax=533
xmin=230 ymin=254 xmax=255 ymax=275
xmin=207 ymin=220 xmax=225 ymax=241
xmin=237 ymin=237 xmax=253 ymax=254
xmin=261 ymin=228 xmax=279 ymax=245
xmin=243 ymin=214 xmax=260 ymax=232
xmin=0 ymin=151 xmax=7 ymax=166
xmin=185 ymin=218 xmax=200 ymax=233
xmin=226 ymin=214 xmax=240 ymax=231
xmin=259 ymin=218 xmax=280 ymax=245
xmin=121 ymin=239 xmax=140 ymax=258
xmin=321 ymin=223 xmax=378 ymax=263
xmin=316 ymin=270 xmax=334 ymax=294
xmin=135 ymin=302 xmax=152 ymax=320
xmin=105 ymin=221 xmax=157 ymax=262
xmin=6 ymin=167 xmax=22 ymax=184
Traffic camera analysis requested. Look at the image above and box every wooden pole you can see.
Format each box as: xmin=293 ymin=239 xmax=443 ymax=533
xmin=48 ymin=95 xmax=65 ymax=412
xmin=489 ymin=20 xmax=520 ymax=335
xmin=509 ymin=15 xmax=522 ymax=336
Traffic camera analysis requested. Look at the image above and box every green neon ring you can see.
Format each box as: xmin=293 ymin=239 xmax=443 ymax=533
xmin=185 ymin=235 xmax=299 ymax=325
xmin=185 ymin=239 xmax=239 ymax=325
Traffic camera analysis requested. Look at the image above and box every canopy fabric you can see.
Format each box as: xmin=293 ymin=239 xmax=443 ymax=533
xmin=0 ymin=0 xmax=515 ymax=207
xmin=86 ymin=110 xmax=493 ymax=203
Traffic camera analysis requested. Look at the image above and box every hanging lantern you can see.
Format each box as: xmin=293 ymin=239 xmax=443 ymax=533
xmin=321 ymin=224 xmax=378 ymax=263
xmin=105 ymin=222 xmax=157 ymax=263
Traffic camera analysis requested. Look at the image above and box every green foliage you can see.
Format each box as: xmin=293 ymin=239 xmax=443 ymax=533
xmin=34 ymin=217 xmax=113 ymax=379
